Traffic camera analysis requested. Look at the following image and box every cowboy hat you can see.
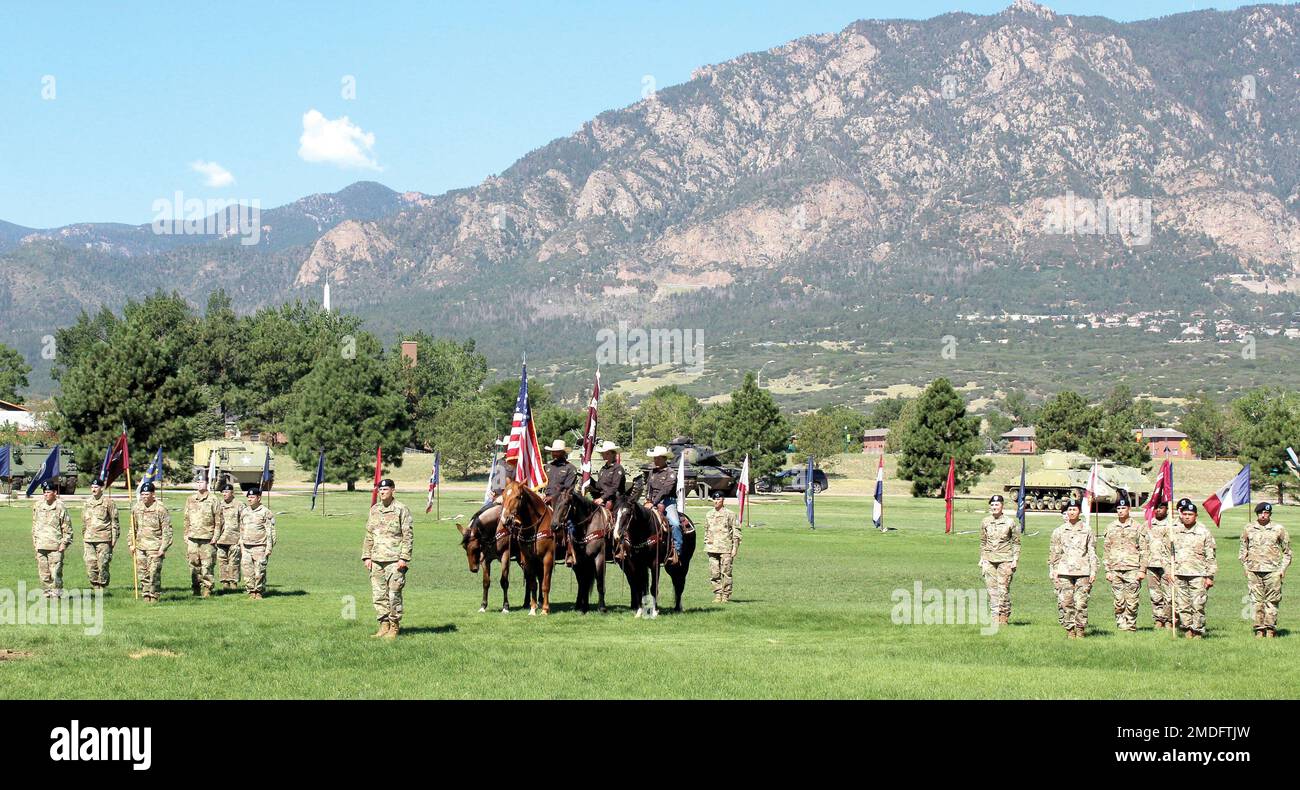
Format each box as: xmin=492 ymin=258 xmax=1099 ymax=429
xmin=595 ymin=441 xmax=620 ymax=454
xmin=494 ymin=436 xmax=509 ymax=447
xmin=646 ymin=446 xmax=671 ymax=459
xmin=546 ymin=439 xmax=569 ymax=452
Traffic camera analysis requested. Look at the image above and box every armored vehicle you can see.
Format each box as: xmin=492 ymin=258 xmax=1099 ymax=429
xmin=192 ymin=440 xmax=275 ymax=492
xmin=1005 ymin=450 xmax=1151 ymax=513
xmin=2 ymin=444 xmax=79 ymax=496
xmin=636 ymin=436 xmax=743 ymax=498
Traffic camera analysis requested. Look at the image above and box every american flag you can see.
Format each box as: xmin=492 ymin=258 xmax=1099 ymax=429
xmin=579 ymin=370 xmax=600 ymax=492
xmin=506 ymin=361 xmax=547 ymax=489
xmin=425 ymin=451 xmax=440 ymax=514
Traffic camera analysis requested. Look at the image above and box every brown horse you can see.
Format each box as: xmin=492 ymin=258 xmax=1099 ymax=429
xmin=611 ymin=477 xmax=696 ymax=617
xmin=555 ymin=489 xmax=611 ymax=614
xmin=456 ymin=502 xmax=514 ymax=613
xmin=500 ymin=479 xmax=556 ymax=616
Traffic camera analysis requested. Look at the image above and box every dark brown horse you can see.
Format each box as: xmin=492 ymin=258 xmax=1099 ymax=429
xmin=555 ymin=489 xmax=610 ymax=614
xmin=500 ymin=479 xmax=556 ymax=616
xmin=611 ymin=477 xmax=696 ymax=617
xmin=456 ymin=502 xmax=514 ymax=613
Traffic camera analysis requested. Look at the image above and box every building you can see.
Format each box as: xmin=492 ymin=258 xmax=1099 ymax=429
xmin=0 ymin=400 xmax=38 ymax=432
xmin=1138 ymin=427 xmax=1195 ymax=459
xmin=861 ymin=428 xmax=889 ymax=454
xmin=1001 ymin=426 xmax=1037 ymax=455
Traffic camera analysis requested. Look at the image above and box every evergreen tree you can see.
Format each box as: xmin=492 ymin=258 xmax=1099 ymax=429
xmin=716 ymin=372 xmax=790 ymax=480
xmin=597 ymin=390 xmax=633 ymax=448
xmin=0 ymin=343 xmax=31 ymax=403
xmin=897 ymin=377 xmax=993 ymax=497
xmin=1035 ymin=391 xmax=1100 ymax=452
xmin=1082 ymin=412 xmax=1151 ymax=467
xmin=795 ymin=410 xmax=845 ymax=467
xmin=429 ymin=396 xmax=497 ymax=478
xmin=1233 ymin=388 xmax=1300 ymax=499
xmin=1179 ymin=396 xmax=1239 ymax=459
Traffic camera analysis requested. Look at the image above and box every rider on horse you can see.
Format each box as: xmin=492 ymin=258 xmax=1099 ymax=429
xmin=644 ymin=446 xmax=682 ymax=566
xmin=543 ymin=440 xmax=580 ymax=566
xmin=592 ymin=441 xmax=626 ymax=559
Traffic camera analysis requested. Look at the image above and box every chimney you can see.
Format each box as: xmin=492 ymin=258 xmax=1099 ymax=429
xmin=401 ymin=341 xmax=418 ymax=365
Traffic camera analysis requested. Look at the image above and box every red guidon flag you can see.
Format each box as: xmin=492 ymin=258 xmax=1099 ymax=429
xmin=579 ymin=369 xmax=600 ymax=493
xmin=505 ymin=360 xmax=547 ymax=489
xmin=1144 ymin=459 xmax=1173 ymax=525
xmin=370 ymin=446 xmax=383 ymax=507
xmin=943 ymin=457 xmax=956 ymax=534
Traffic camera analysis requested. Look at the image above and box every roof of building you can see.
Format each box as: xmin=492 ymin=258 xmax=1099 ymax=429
xmin=1001 ymin=426 xmax=1036 ymax=438
xmin=1138 ymin=427 xmax=1187 ymax=439
xmin=861 ymin=428 xmax=890 ymax=439
xmin=0 ymin=399 xmax=32 ymax=413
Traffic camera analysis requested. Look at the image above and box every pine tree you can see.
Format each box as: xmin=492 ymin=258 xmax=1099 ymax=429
xmin=897 ymin=377 xmax=993 ymax=497
xmin=429 ymin=396 xmax=496 ymax=478
xmin=716 ymin=372 xmax=790 ymax=480
xmin=1035 ymin=391 xmax=1100 ymax=452
xmin=0 ymin=343 xmax=31 ymax=403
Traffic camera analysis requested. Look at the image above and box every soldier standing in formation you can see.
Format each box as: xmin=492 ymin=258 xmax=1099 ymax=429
xmin=541 ymin=440 xmax=579 ymax=566
xmin=978 ymin=494 xmax=1019 ymax=626
xmin=183 ymin=475 xmax=224 ymax=597
xmin=1103 ymin=496 xmax=1148 ymax=632
xmin=1240 ymin=502 xmax=1291 ymax=638
xmin=1169 ymin=498 xmax=1216 ymax=639
xmin=215 ymin=481 xmax=245 ymax=591
xmin=704 ymin=492 xmax=742 ymax=603
xmin=1146 ymin=501 xmax=1174 ymax=631
xmin=131 ymin=482 xmax=173 ymax=604
xmin=1048 ymin=500 xmax=1096 ymax=638
xmin=644 ymin=447 xmax=682 ymax=565
xmin=32 ymin=481 xmax=73 ymax=598
xmin=362 ymin=479 xmax=412 ymax=638
xmin=81 ymin=478 xmax=119 ymax=591
xmin=239 ymin=488 xmax=276 ymax=600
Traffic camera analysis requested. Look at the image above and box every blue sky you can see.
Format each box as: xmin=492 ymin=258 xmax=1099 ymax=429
xmin=0 ymin=0 xmax=1249 ymax=227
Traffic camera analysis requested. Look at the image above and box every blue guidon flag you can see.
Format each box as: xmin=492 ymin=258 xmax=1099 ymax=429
xmin=0 ymin=443 xmax=11 ymax=479
xmin=310 ymin=448 xmax=326 ymax=511
xmin=804 ymin=455 xmax=815 ymax=529
xmin=136 ymin=448 xmax=164 ymax=496
xmin=25 ymin=445 xmax=61 ymax=497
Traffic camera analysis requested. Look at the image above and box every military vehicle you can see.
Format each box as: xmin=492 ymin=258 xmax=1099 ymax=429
xmin=192 ymin=440 xmax=275 ymax=492
xmin=636 ymin=436 xmax=743 ymax=498
xmin=1004 ymin=451 xmax=1151 ymax=513
xmin=2 ymin=444 xmax=79 ymax=496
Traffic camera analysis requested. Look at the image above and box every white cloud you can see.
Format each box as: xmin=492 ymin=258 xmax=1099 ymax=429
xmin=298 ymin=109 xmax=380 ymax=170
xmin=190 ymin=160 xmax=235 ymax=188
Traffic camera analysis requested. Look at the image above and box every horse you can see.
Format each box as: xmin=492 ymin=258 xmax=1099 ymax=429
xmin=500 ymin=479 xmax=556 ymax=616
xmin=456 ymin=502 xmax=514 ymax=613
xmin=611 ymin=477 xmax=696 ymax=617
xmin=554 ymin=488 xmax=610 ymax=614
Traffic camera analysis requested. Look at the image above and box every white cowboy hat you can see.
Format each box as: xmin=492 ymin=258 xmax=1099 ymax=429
xmin=494 ymin=436 xmax=509 ymax=447
xmin=646 ymin=446 xmax=671 ymax=459
xmin=595 ymin=441 xmax=620 ymax=454
xmin=546 ymin=439 xmax=569 ymax=452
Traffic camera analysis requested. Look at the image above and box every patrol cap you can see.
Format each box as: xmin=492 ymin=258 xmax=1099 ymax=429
xmin=378 ymin=478 xmax=395 ymax=490
xmin=90 ymin=478 xmax=104 ymax=488
xmin=1176 ymin=498 xmax=1197 ymax=513
xmin=1256 ymin=502 xmax=1273 ymax=515
xmin=246 ymin=487 xmax=262 ymax=497
xmin=989 ymin=494 xmax=1004 ymax=505
xmin=140 ymin=482 xmax=156 ymax=494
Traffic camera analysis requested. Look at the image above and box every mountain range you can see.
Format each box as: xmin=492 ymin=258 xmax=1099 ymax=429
xmin=4 ymin=0 xmax=1300 ymax=410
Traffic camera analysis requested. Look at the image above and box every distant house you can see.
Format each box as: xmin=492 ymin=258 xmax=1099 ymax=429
xmin=1001 ymin=426 xmax=1037 ymax=455
xmin=1138 ymin=427 xmax=1195 ymax=459
xmin=0 ymin=400 xmax=38 ymax=432
xmin=861 ymin=428 xmax=889 ymax=454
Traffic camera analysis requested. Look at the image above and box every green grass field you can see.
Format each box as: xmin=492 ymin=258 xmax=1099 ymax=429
xmin=1 ymin=490 xmax=1297 ymax=699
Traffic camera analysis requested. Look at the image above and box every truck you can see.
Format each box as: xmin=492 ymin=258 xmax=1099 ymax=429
xmin=192 ymin=440 xmax=275 ymax=492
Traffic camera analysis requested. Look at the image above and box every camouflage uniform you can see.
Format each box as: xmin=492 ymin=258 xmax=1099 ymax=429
xmin=704 ymin=505 xmax=741 ymax=601
xmin=1170 ymin=521 xmax=1216 ymax=636
xmin=1049 ymin=520 xmax=1097 ymax=635
xmin=1104 ymin=517 xmax=1149 ymax=631
xmin=362 ymin=499 xmax=413 ymax=626
xmin=1240 ymin=520 xmax=1292 ymax=635
xmin=183 ymin=491 xmax=224 ymax=596
xmin=81 ymin=493 xmax=120 ymax=588
xmin=215 ymin=498 xmax=246 ymax=588
xmin=131 ymin=500 xmax=173 ymax=601
xmin=979 ymin=513 xmax=1020 ymax=622
xmin=32 ymin=499 xmax=73 ymax=597
xmin=1146 ymin=516 xmax=1174 ymax=627
xmin=239 ymin=504 xmax=276 ymax=596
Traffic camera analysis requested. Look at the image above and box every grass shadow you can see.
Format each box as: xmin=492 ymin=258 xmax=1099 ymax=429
xmin=400 ymin=624 xmax=458 ymax=635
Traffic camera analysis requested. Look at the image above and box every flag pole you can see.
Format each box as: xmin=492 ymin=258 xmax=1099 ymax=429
xmin=126 ymin=459 xmax=139 ymax=600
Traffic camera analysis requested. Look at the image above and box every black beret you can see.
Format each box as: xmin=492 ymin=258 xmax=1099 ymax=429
xmin=989 ymin=494 xmax=1004 ymax=504
xmin=710 ymin=491 xmax=724 ymax=500
xmin=246 ymin=487 xmax=262 ymax=497
xmin=90 ymin=478 xmax=104 ymax=487
xmin=40 ymin=481 xmax=55 ymax=492
xmin=218 ymin=481 xmax=234 ymax=492
xmin=139 ymin=482 xmax=156 ymax=493
xmin=1116 ymin=495 xmax=1131 ymax=508
xmin=378 ymin=478 xmax=395 ymax=490
xmin=1176 ymin=498 xmax=1197 ymax=513
xmin=1256 ymin=502 xmax=1272 ymax=515
xmin=1063 ymin=499 xmax=1082 ymax=511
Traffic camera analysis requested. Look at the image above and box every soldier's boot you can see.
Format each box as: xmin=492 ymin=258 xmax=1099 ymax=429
xmin=371 ymin=620 xmax=389 ymax=638
xmin=1076 ymin=628 xmax=1086 ymax=639
xmin=1266 ymin=629 xmax=1277 ymax=639
xmin=713 ymin=594 xmax=723 ymax=603
xmin=384 ymin=622 xmax=400 ymax=639
xmin=200 ymin=587 xmax=210 ymax=598
xmin=1255 ymin=630 xmax=1265 ymax=639
xmin=192 ymin=579 xmax=201 ymax=596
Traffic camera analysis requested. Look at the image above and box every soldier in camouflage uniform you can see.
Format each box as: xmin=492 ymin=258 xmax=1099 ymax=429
xmin=239 ymin=488 xmax=276 ymax=599
xmin=131 ymin=482 xmax=173 ymax=603
xmin=979 ymin=494 xmax=1020 ymax=626
xmin=1146 ymin=501 xmax=1174 ymax=631
xmin=1240 ymin=502 xmax=1291 ymax=638
xmin=704 ymin=492 xmax=741 ymax=602
xmin=1170 ymin=498 xmax=1216 ymax=639
xmin=1048 ymin=500 xmax=1096 ymax=638
xmin=183 ymin=476 xmax=224 ymax=597
xmin=32 ymin=482 xmax=73 ymax=598
xmin=362 ymin=479 xmax=413 ymax=638
xmin=81 ymin=478 xmax=119 ymax=590
xmin=1103 ymin=496 xmax=1148 ymax=632
xmin=214 ymin=481 xmax=245 ymax=591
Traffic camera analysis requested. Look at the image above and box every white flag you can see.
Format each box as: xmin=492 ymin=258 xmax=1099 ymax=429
xmin=676 ymin=451 xmax=686 ymax=506
xmin=738 ymin=454 xmax=750 ymax=523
